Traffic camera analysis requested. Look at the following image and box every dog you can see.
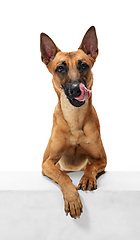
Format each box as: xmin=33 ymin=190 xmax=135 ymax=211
xmin=40 ymin=26 xmax=107 ymax=219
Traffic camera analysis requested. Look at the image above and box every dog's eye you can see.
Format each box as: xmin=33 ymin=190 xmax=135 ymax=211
xmin=78 ymin=61 xmax=89 ymax=72
xmin=55 ymin=62 xmax=67 ymax=74
xmin=81 ymin=62 xmax=88 ymax=69
xmin=56 ymin=66 xmax=65 ymax=73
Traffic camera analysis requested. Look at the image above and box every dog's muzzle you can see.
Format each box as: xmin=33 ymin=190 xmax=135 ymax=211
xmin=62 ymin=82 xmax=92 ymax=107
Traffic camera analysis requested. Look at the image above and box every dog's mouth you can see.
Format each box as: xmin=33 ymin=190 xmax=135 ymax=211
xmin=63 ymin=83 xmax=92 ymax=107
xmin=68 ymin=98 xmax=85 ymax=107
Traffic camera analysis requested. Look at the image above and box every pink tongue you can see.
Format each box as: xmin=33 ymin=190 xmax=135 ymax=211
xmin=75 ymin=83 xmax=92 ymax=102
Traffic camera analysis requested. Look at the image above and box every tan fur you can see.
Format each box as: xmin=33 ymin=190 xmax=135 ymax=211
xmin=40 ymin=26 xmax=107 ymax=219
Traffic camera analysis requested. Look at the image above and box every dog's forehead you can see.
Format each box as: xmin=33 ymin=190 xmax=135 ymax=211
xmin=54 ymin=50 xmax=91 ymax=66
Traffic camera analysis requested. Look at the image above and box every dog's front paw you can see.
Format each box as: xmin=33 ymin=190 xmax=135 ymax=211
xmin=63 ymin=190 xmax=83 ymax=219
xmin=77 ymin=175 xmax=97 ymax=191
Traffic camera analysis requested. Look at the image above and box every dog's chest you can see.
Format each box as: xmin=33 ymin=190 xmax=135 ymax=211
xmin=60 ymin=93 xmax=88 ymax=132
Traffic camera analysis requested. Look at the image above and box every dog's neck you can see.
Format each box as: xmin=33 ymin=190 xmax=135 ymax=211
xmin=60 ymin=91 xmax=89 ymax=133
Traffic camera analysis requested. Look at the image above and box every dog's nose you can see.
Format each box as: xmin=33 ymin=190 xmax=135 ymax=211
xmin=67 ymin=83 xmax=81 ymax=99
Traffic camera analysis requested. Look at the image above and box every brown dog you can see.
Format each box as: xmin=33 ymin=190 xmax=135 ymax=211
xmin=40 ymin=26 xmax=107 ymax=219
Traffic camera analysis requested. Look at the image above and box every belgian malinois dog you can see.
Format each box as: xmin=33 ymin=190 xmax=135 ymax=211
xmin=40 ymin=26 xmax=107 ymax=219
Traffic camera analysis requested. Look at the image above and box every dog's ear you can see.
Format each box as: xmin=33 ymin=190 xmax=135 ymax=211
xmin=40 ymin=33 xmax=60 ymax=65
xmin=79 ymin=26 xmax=98 ymax=60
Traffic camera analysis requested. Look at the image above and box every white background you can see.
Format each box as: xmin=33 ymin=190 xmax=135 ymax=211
xmin=0 ymin=0 xmax=140 ymax=171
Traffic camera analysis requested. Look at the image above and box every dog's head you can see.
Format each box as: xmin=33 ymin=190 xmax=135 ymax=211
xmin=40 ymin=26 xmax=98 ymax=107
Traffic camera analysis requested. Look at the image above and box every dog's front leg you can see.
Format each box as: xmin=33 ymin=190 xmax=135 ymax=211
xmin=42 ymin=142 xmax=83 ymax=218
xmin=78 ymin=135 xmax=107 ymax=191
xmin=78 ymin=158 xmax=106 ymax=191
